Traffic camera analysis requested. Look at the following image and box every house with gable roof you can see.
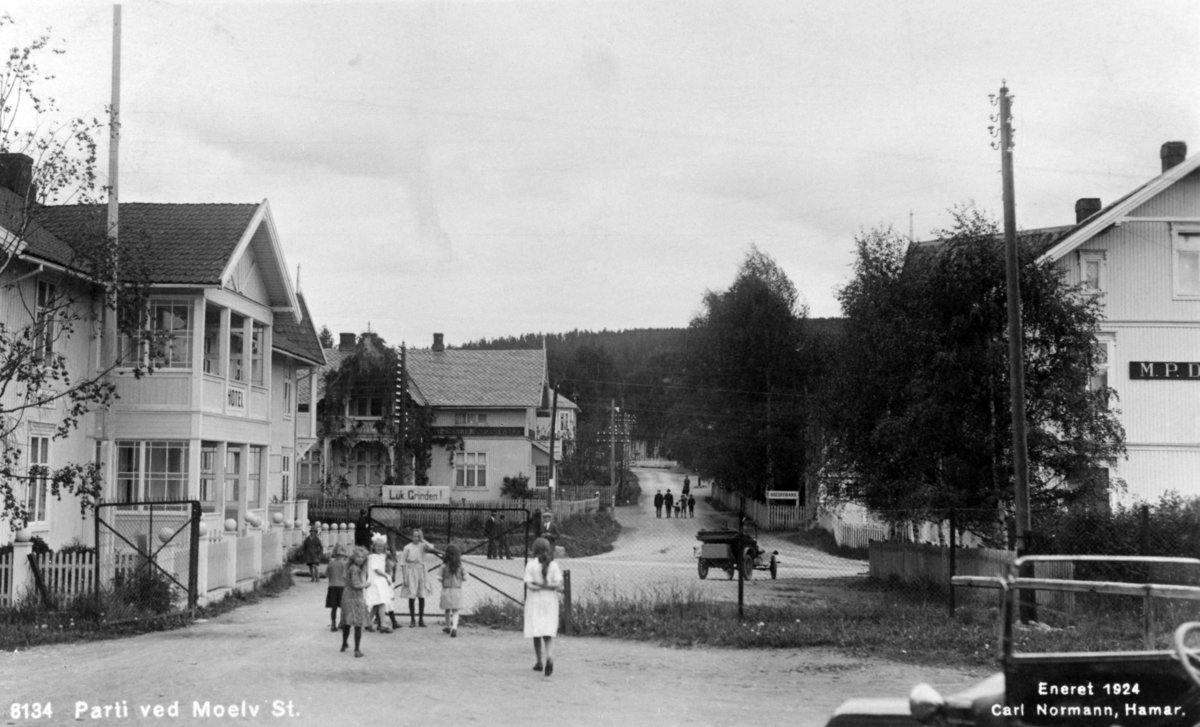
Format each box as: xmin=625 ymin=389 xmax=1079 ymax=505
xmin=0 ymin=153 xmax=324 ymax=547
xmin=405 ymin=334 xmax=578 ymax=500
xmin=1036 ymin=141 xmax=1200 ymax=504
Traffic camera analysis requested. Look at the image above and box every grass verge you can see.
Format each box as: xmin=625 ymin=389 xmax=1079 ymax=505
xmin=0 ymin=569 xmax=293 ymax=651
xmin=557 ymin=511 xmax=622 ymax=557
xmin=780 ymin=526 xmax=869 ymax=561
xmin=470 ymin=575 xmax=1171 ymax=671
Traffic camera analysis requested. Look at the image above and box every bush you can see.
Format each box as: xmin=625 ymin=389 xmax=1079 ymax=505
xmin=115 ymin=568 xmax=178 ymax=615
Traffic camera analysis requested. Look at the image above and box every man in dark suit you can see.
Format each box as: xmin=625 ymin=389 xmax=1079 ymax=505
xmin=354 ymin=509 xmax=372 ymax=548
xmin=653 ymin=490 xmax=664 ymax=518
xmin=498 ymin=513 xmax=512 ymax=559
xmin=484 ymin=511 xmax=499 ymax=559
xmin=664 ymin=489 xmax=674 ymax=518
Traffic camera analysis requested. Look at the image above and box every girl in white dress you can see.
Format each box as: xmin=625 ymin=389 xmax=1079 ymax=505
xmin=364 ymin=536 xmax=394 ymax=632
xmin=523 ymin=537 xmax=564 ymax=676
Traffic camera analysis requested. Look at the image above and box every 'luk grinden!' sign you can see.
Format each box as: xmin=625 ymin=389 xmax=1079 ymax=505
xmin=1129 ymin=362 xmax=1200 ymax=380
xmin=383 ymin=486 xmax=451 ymax=503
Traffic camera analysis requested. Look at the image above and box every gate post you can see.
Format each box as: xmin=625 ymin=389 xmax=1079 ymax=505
xmin=562 ymin=569 xmax=572 ymax=635
xmin=188 ymin=503 xmax=200 ymax=609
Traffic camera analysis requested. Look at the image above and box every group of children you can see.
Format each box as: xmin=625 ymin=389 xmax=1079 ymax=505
xmin=312 ymin=527 xmax=467 ymax=658
xmin=303 ymin=524 xmax=564 ymax=675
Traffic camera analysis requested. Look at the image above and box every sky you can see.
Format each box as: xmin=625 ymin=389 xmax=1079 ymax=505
xmin=6 ymin=1 xmax=1200 ymax=349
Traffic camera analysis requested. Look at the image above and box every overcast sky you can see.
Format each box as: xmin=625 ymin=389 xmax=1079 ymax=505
xmin=7 ymin=1 xmax=1200 ymax=348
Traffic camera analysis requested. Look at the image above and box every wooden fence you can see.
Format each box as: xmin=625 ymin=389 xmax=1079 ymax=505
xmin=0 ymin=551 xmax=11 ymax=607
xmin=818 ymin=508 xmax=891 ymax=549
xmin=709 ymin=484 xmax=815 ymax=531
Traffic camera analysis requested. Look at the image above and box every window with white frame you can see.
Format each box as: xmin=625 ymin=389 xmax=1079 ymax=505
xmin=115 ymin=441 xmax=188 ymax=503
xmin=283 ymin=368 xmax=293 ymax=414
xmin=200 ymin=443 xmax=217 ymax=513
xmin=150 ymin=301 xmax=193 ymax=368
xmin=298 ymin=449 xmax=322 ymax=487
xmin=250 ymin=323 xmax=265 ymax=386
xmin=353 ymin=445 xmax=384 ymax=485
xmin=248 ymin=446 xmax=263 ymax=507
xmin=1089 ymin=336 xmax=1115 ymax=408
xmin=454 ymin=412 xmax=488 ymax=425
xmin=535 ymin=465 xmax=549 ymax=489
xmin=203 ymin=306 xmax=221 ymax=375
xmin=1173 ymin=227 xmax=1200 ymax=298
xmin=225 ymin=447 xmax=241 ymax=505
xmin=281 ymin=454 xmax=291 ymax=500
xmin=454 ymin=452 xmax=487 ymax=487
xmin=33 ymin=281 xmax=56 ymax=360
xmin=351 ymin=397 xmax=383 ymax=418
xmin=26 ymin=435 xmax=49 ymax=525
xmin=229 ymin=314 xmax=246 ymax=382
xmin=1079 ymin=251 xmax=1106 ymax=293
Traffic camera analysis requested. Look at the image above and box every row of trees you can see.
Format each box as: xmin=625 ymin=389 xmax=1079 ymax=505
xmin=665 ymin=209 xmax=1122 ymax=533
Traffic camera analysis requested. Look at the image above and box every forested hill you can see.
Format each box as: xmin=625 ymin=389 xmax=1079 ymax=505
xmin=459 ymin=321 xmax=842 ymax=442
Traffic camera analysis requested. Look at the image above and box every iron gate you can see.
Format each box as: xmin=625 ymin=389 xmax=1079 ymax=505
xmin=94 ymin=501 xmax=200 ymax=623
xmin=368 ymin=504 xmax=532 ymax=606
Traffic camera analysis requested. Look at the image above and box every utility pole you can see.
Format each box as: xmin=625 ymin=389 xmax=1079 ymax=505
xmin=996 ymin=82 xmax=1034 ymax=618
xmin=547 ymin=387 xmax=558 ymax=509
xmin=397 ymin=343 xmax=407 ymax=485
xmin=609 ymin=400 xmax=616 ymax=507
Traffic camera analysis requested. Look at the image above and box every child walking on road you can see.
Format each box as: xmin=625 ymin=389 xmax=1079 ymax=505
xmin=340 ymin=546 xmax=371 ymax=657
xmin=325 ymin=544 xmax=348 ymax=631
xmin=303 ymin=526 xmax=323 ymax=582
xmin=439 ymin=544 xmax=467 ymax=637
xmin=364 ymin=536 xmax=395 ymax=632
xmin=524 ymin=537 xmax=564 ymax=676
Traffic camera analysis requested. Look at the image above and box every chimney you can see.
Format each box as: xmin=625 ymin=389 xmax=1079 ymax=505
xmin=0 ymin=153 xmax=35 ymax=201
xmin=1075 ymin=198 xmax=1102 ymax=224
xmin=339 ymin=332 xmax=356 ymax=351
xmin=1161 ymin=141 xmax=1187 ymax=172
xmin=432 ymin=333 xmax=444 ymax=352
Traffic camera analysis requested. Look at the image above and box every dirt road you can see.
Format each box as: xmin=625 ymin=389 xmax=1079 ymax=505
xmin=0 ymin=472 xmax=982 ymax=726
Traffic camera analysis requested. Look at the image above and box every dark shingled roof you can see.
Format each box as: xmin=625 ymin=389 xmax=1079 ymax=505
xmin=29 ymin=202 xmax=259 ymax=284
xmin=406 ymin=348 xmax=546 ymax=408
xmin=273 ymin=293 xmax=325 ymax=366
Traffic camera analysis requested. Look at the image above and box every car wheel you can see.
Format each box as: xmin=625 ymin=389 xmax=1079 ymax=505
xmin=698 ymin=560 xmax=709 ymax=579
xmin=743 ymin=555 xmax=754 ymax=580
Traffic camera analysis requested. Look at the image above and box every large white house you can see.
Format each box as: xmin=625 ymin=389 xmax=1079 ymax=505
xmin=0 ymin=153 xmax=324 ymax=548
xmin=1041 ymin=141 xmax=1200 ymax=504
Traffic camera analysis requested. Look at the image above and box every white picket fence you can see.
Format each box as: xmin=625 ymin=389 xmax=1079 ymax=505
xmin=709 ymin=484 xmax=815 ymax=531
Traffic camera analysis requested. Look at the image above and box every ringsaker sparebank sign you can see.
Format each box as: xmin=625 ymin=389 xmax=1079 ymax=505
xmin=1130 ymin=362 xmax=1200 ymax=380
xmin=383 ymin=486 xmax=451 ymax=503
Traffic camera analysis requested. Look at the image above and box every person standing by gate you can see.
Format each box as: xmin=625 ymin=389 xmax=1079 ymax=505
xmin=400 ymin=527 xmax=442 ymax=627
xmin=653 ymin=490 xmax=664 ymax=518
xmin=498 ymin=514 xmax=512 ymax=559
xmin=354 ymin=509 xmax=372 ymax=549
xmin=485 ymin=511 xmax=499 ymax=559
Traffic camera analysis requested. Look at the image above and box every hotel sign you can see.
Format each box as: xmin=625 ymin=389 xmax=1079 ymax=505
xmin=1129 ymin=362 xmax=1200 ymax=380
xmin=383 ymin=486 xmax=451 ymax=504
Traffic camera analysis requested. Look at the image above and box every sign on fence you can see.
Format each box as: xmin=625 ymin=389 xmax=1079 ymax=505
xmin=382 ymin=486 xmax=451 ymax=504
xmin=765 ymin=490 xmax=799 ymax=501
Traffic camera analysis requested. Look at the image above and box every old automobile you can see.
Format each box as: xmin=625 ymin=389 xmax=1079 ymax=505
xmin=825 ymin=555 xmax=1200 ymax=726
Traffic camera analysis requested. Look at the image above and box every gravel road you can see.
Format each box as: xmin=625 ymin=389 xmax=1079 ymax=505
xmin=0 ymin=470 xmax=981 ymax=727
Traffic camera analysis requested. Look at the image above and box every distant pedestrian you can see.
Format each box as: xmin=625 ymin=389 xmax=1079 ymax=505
xmin=303 ymin=526 xmax=323 ymax=582
xmin=325 ymin=544 xmax=348 ymax=631
xmin=524 ymin=537 xmax=564 ymax=676
xmin=440 ymin=544 xmax=467 ymax=637
xmin=541 ymin=511 xmax=561 ymax=548
xmin=688 ymin=493 xmax=696 ymax=518
xmin=653 ymin=490 xmax=664 ymax=518
xmin=400 ymin=527 xmax=442 ymax=627
xmin=664 ymin=490 xmax=674 ymax=519
xmin=673 ymin=502 xmax=681 ymax=518
xmin=498 ymin=514 xmax=512 ymax=559
xmin=339 ymin=546 xmax=371 ymax=658
xmin=485 ymin=511 xmax=499 ymax=559
xmin=682 ymin=476 xmax=691 ymax=497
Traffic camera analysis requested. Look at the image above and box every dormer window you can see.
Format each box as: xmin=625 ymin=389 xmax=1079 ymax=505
xmin=1079 ymin=251 xmax=1106 ymax=293
xmin=1172 ymin=223 xmax=1200 ymax=298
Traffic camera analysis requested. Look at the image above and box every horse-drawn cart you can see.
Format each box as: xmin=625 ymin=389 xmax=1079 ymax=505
xmin=694 ymin=528 xmax=778 ymax=580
